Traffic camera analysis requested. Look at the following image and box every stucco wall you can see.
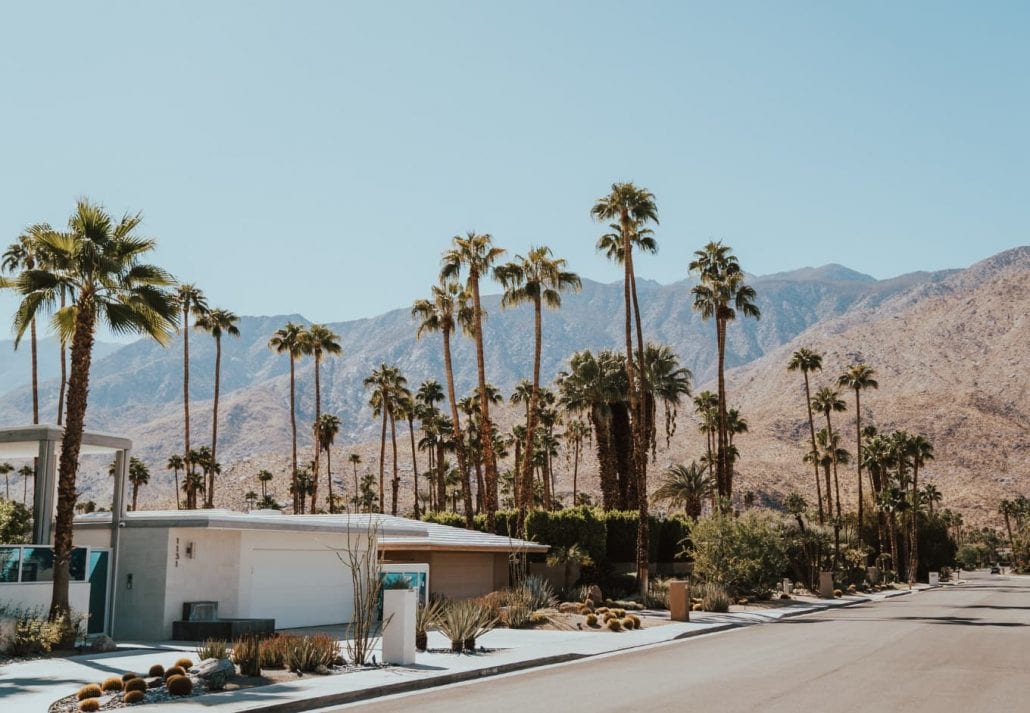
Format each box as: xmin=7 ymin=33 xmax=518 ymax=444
xmin=383 ymin=551 xmax=504 ymax=599
xmin=163 ymin=528 xmax=242 ymax=635
xmin=74 ymin=528 xmax=112 ymax=549
xmin=0 ymin=582 xmax=91 ymax=618
xmin=112 ymin=528 xmax=169 ymax=641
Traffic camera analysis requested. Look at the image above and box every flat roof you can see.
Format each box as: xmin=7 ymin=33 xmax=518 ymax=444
xmin=0 ymin=424 xmax=132 ymax=458
xmin=73 ymin=509 xmax=547 ymax=552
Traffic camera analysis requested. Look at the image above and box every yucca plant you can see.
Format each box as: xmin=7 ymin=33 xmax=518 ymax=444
xmin=415 ymin=599 xmax=445 ymax=651
xmin=438 ymin=600 xmax=497 ymax=653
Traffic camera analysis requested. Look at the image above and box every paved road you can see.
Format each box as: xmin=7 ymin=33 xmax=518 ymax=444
xmin=327 ymin=573 xmax=1029 ymax=713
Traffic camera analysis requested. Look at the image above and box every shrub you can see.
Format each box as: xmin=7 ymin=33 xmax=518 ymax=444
xmin=698 ymin=583 xmax=731 ymax=613
xmin=121 ymin=672 xmax=139 ymax=682
xmin=606 ymin=618 xmax=622 ymax=631
xmin=9 ymin=612 xmax=65 ymax=656
xmin=101 ymin=676 xmax=124 ymax=692
xmin=0 ymin=499 xmax=32 ymax=544
xmin=124 ymin=690 xmax=146 ymax=704
xmin=528 ymin=609 xmax=550 ymax=625
xmin=645 ymin=577 xmax=671 ymax=609
xmin=164 ymin=666 xmax=186 ymax=680
xmin=585 ymin=613 xmax=598 ymax=627
xmin=124 ymin=678 xmax=148 ymax=694
xmin=259 ymin=635 xmax=291 ymax=669
xmin=76 ymin=684 xmax=103 ymax=701
xmin=689 ymin=511 xmax=788 ymax=598
xmin=78 ymin=699 xmax=101 ymax=713
xmin=147 ymin=664 xmax=165 ymax=678
xmin=232 ymin=635 xmax=261 ymax=677
xmin=501 ymin=600 xmax=532 ymax=629
xmin=174 ymin=657 xmax=194 ymax=670
xmin=439 ymin=600 xmax=497 ymax=652
xmin=516 ymin=575 xmax=558 ymax=611
xmin=286 ymin=634 xmax=340 ymax=673
xmin=196 ymin=639 xmax=228 ymax=661
xmin=166 ymin=674 xmax=193 ymax=696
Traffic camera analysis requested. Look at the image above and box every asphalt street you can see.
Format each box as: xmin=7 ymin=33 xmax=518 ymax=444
xmin=327 ymin=572 xmax=1030 ymax=713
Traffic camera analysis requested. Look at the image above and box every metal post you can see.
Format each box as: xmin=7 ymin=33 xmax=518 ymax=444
xmin=108 ymin=449 xmax=128 ymax=638
xmin=32 ymin=438 xmax=57 ymax=544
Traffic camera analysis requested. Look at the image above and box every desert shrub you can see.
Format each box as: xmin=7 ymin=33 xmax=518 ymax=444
xmin=607 ymin=599 xmax=644 ymax=611
xmin=77 ymin=684 xmax=103 ymax=701
xmin=174 ymin=657 xmax=194 ymax=670
xmin=124 ymin=678 xmax=148 ymax=694
xmin=606 ymin=618 xmax=622 ymax=631
xmin=528 ymin=507 xmax=607 ymax=565
xmin=528 ymin=609 xmax=550 ymax=625
xmin=657 ymin=515 xmax=692 ymax=562
xmin=124 ymin=690 xmax=146 ymax=704
xmin=0 ymin=499 xmax=32 ymax=544
xmin=501 ymin=600 xmax=532 ymax=629
xmin=147 ymin=664 xmax=165 ymax=678
xmin=100 ymin=676 xmax=124 ymax=692
xmin=78 ymin=699 xmax=101 ymax=713
xmin=645 ymin=577 xmax=671 ymax=609
xmin=698 ymin=582 xmax=731 ymax=613
xmin=196 ymin=638 xmax=228 ymax=661
xmin=164 ymin=666 xmax=186 ymax=680
xmin=516 ymin=575 xmax=559 ymax=611
xmin=166 ymin=674 xmax=193 ymax=696
xmin=476 ymin=591 xmax=509 ymax=619
xmin=420 ymin=511 xmax=471 ymax=530
xmin=585 ymin=613 xmax=598 ymax=627
xmin=439 ymin=600 xmax=497 ymax=652
xmin=232 ymin=635 xmax=261 ymax=677
xmin=689 ymin=511 xmax=788 ymax=598
xmin=285 ymin=633 xmax=340 ymax=673
xmin=8 ymin=612 xmax=65 ymax=657
xmin=259 ymin=635 xmax=291 ymax=669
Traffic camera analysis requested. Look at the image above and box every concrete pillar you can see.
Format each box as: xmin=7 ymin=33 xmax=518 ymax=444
xmin=32 ymin=438 xmax=57 ymax=544
xmin=109 ymin=449 xmax=129 ymax=639
xmin=668 ymin=579 xmax=690 ymax=621
xmin=819 ymin=571 xmax=835 ymax=598
xmin=382 ymin=588 xmax=416 ymax=665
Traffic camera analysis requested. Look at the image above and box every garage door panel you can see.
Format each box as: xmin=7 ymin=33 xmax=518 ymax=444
xmin=248 ymin=548 xmax=354 ymax=628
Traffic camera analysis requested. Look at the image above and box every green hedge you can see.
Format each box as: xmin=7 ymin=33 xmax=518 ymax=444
xmin=421 ymin=507 xmax=688 ymax=564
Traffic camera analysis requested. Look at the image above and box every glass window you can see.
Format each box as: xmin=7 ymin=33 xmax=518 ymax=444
xmin=20 ymin=547 xmax=55 ymax=582
xmin=0 ymin=547 xmax=20 ymax=583
xmin=70 ymin=548 xmax=87 ymax=582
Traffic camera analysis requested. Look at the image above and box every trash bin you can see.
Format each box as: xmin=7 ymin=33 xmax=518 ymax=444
xmin=668 ymin=579 xmax=690 ymax=621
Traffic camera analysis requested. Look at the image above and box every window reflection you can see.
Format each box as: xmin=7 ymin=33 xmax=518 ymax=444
xmin=0 ymin=547 xmax=20 ymax=583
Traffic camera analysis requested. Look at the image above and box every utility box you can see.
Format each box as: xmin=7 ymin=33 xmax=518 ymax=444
xmin=928 ymin=572 xmax=939 ymax=586
xmin=819 ymin=571 xmax=835 ymax=598
xmin=668 ymin=579 xmax=690 ymax=621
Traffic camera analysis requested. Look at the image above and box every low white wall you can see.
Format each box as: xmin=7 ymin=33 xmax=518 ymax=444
xmin=0 ymin=581 xmax=91 ymax=618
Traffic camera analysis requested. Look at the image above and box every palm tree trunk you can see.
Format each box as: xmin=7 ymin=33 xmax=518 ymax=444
xmin=408 ymin=416 xmax=420 ymax=519
xmin=289 ymin=358 xmax=298 ymax=512
xmin=803 ymin=373 xmax=823 ymax=523
xmin=441 ymin=327 xmax=473 ymax=528
xmin=132 ymin=482 xmax=139 ymax=512
xmin=716 ymin=318 xmax=729 ymax=502
xmin=470 ymin=272 xmax=499 ymax=530
xmin=378 ymin=406 xmax=388 ymax=513
xmin=517 ymin=298 xmax=543 ymax=536
xmin=58 ymin=293 xmax=67 ymax=425
xmin=207 ymin=335 xmax=222 ymax=508
xmin=50 ymin=297 xmax=96 ymax=622
xmin=312 ymin=353 xmax=322 ymax=508
xmin=183 ymin=304 xmax=191 ymax=478
xmin=30 ymin=318 xmax=39 ymax=424
xmin=389 ymin=409 xmax=399 ymax=515
xmin=909 ymin=462 xmax=920 ymax=583
xmin=854 ymin=388 xmax=863 ymax=549
xmin=572 ymin=438 xmax=580 ymax=506
xmin=436 ymin=442 xmax=446 ymax=512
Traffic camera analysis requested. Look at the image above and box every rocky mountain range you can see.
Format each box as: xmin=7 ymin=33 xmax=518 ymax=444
xmin=0 ymin=248 xmax=1026 ymax=524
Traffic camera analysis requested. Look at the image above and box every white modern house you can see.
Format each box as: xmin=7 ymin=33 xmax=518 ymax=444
xmin=0 ymin=423 xmax=547 ymax=642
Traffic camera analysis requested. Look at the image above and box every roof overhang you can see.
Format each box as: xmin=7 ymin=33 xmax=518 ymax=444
xmin=0 ymin=424 xmax=132 ymax=458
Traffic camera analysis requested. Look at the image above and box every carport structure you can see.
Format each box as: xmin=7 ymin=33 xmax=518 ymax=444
xmin=0 ymin=424 xmax=133 ymax=544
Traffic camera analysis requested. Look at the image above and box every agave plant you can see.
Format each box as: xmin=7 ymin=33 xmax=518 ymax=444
xmin=438 ymin=600 xmax=497 ymax=653
xmin=415 ymin=599 xmax=446 ymax=651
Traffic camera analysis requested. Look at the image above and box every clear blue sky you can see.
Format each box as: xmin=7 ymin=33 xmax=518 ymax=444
xmin=1 ymin=1 xmax=1027 ymax=329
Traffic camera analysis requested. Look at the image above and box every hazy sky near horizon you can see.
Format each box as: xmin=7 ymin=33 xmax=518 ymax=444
xmin=1 ymin=1 xmax=1027 ymax=331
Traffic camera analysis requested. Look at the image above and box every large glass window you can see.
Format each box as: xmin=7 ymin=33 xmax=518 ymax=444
xmin=0 ymin=547 xmax=20 ymax=583
xmin=20 ymin=547 xmax=55 ymax=582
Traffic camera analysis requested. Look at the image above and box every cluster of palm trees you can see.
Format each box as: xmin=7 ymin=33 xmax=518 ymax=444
xmin=0 ymin=462 xmax=35 ymax=506
xmin=787 ymin=347 xmax=942 ymax=580
xmin=998 ymin=496 xmax=1029 ymax=569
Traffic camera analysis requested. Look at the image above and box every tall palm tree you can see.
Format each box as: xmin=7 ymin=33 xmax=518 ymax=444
xmin=591 ymin=182 xmax=659 ymax=596
xmin=564 ymin=419 xmax=590 ymax=506
xmin=397 ymin=394 xmax=422 ymax=518
xmin=811 ymin=387 xmax=847 ymax=523
xmin=440 ymin=232 xmax=506 ymax=530
xmin=9 ymin=199 xmax=177 ymax=621
xmin=0 ymin=462 xmax=12 ymax=500
xmin=641 ymin=344 xmax=692 ymax=459
xmin=166 ymin=454 xmax=184 ymax=510
xmin=19 ymin=465 xmax=33 ymax=506
xmin=364 ymin=363 xmax=407 ymax=514
xmin=257 ymin=469 xmax=273 ymax=499
xmin=495 ymin=246 xmax=581 ymax=534
xmin=655 ymin=462 xmax=713 ymax=521
xmin=838 ymin=363 xmax=878 ymax=544
xmin=2 ymin=226 xmax=53 ymax=424
xmin=690 ymin=241 xmax=760 ymax=502
xmin=348 ymin=453 xmax=362 ymax=502
xmin=787 ymin=348 xmax=825 ymax=523
xmin=175 ymin=283 xmax=208 ymax=478
xmin=906 ymin=434 xmax=934 ymax=582
xmin=922 ymin=483 xmax=942 ymax=517
xmin=194 ymin=308 xmax=240 ymax=507
xmin=814 ymin=428 xmax=850 ymax=562
xmin=268 ymin=321 xmax=308 ymax=511
xmin=127 ymin=457 xmax=150 ymax=512
xmin=316 ymin=414 xmax=341 ymax=513
xmin=301 ymin=324 xmax=342 ymax=506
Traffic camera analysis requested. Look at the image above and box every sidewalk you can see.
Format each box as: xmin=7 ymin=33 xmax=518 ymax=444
xmin=0 ymin=587 xmax=921 ymax=712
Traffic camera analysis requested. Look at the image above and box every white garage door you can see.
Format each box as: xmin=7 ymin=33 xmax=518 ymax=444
xmin=248 ymin=548 xmax=354 ymax=628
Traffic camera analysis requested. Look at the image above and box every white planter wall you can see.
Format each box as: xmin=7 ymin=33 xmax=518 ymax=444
xmin=381 ymin=588 xmax=416 ymax=665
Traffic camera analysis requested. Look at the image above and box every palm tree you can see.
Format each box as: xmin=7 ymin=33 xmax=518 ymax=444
xmin=268 ymin=321 xmax=308 ymax=511
xmin=18 ymin=465 xmax=33 ymax=506
xmin=9 ymin=199 xmax=177 ymax=621
xmin=175 ymin=284 xmax=208 ymax=479
xmin=127 ymin=457 xmax=150 ymax=511
xmin=316 ymin=414 xmax=341 ymax=513
xmin=787 ymin=348 xmax=825 ymax=523
xmin=811 ymin=387 xmax=847 ymax=523
xmin=440 ymin=232 xmax=506 ymax=530
xmin=257 ymin=469 xmax=274 ymax=499
xmin=922 ymin=483 xmax=942 ymax=517
xmin=194 ymin=308 xmax=240 ymax=507
xmin=364 ymin=363 xmax=407 ymax=514
xmin=166 ymin=455 xmax=184 ymax=510
xmin=838 ymin=363 xmax=878 ymax=544
xmin=563 ymin=419 xmax=590 ymax=506
xmin=495 ymin=246 xmax=581 ymax=533
xmin=690 ymin=241 xmax=760 ymax=502
xmin=906 ymin=434 xmax=934 ymax=582
xmin=348 ymin=453 xmax=362 ymax=504
xmin=0 ymin=462 xmax=13 ymax=500
xmin=641 ymin=344 xmax=692 ymax=459
xmin=999 ymin=499 xmax=1018 ymax=566
xmin=397 ymin=394 xmax=422 ymax=518
xmin=592 ymin=182 xmax=660 ymax=595
xmin=814 ymin=428 xmax=851 ymax=562
xmin=655 ymin=462 xmax=713 ymax=521
xmin=413 ymin=280 xmax=475 ymax=528
xmin=301 ymin=324 xmax=342 ymax=506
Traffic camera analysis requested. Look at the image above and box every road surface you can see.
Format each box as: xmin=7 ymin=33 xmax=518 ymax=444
xmin=327 ymin=572 xmax=1029 ymax=713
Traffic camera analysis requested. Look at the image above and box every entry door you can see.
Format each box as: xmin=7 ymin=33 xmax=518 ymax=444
xmin=87 ymin=550 xmax=110 ymax=635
